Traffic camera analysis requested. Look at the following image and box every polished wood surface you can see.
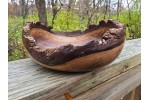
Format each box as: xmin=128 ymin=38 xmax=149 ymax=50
xmin=33 ymin=41 xmax=124 ymax=72
xmin=22 ymin=20 xmax=125 ymax=72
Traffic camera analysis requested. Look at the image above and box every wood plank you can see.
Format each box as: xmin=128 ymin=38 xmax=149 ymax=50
xmin=133 ymin=85 xmax=141 ymax=100
xmin=103 ymin=68 xmax=140 ymax=100
xmin=122 ymin=91 xmax=133 ymax=100
xmin=122 ymin=85 xmax=141 ymax=100
xmin=74 ymin=65 xmax=141 ymax=100
xmin=8 ymin=39 xmax=141 ymax=100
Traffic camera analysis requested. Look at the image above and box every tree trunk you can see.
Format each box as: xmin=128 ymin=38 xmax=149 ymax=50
xmin=47 ymin=0 xmax=51 ymax=13
xmin=126 ymin=0 xmax=133 ymax=39
xmin=117 ymin=0 xmax=120 ymax=19
xmin=51 ymin=0 xmax=58 ymax=26
xmin=19 ymin=0 xmax=29 ymax=24
xmin=68 ymin=0 xmax=74 ymax=11
xmin=127 ymin=0 xmax=131 ymax=20
xmin=20 ymin=0 xmax=25 ymax=18
xmin=108 ymin=0 xmax=111 ymax=18
xmin=51 ymin=0 xmax=62 ymax=26
xmin=30 ymin=0 xmax=34 ymax=15
xmin=35 ymin=0 xmax=47 ymax=25
xmin=93 ymin=0 xmax=95 ymax=9
xmin=103 ymin=0 xmax=108 ymax=19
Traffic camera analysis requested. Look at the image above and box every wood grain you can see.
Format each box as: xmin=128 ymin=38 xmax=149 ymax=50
xmin=8 ymin=39 xmax=141 ymax=100
xmin=22 ymin=20 xmax=125 ymax=71
xmin=122 ymin=85 xmax=141 ymax=100
xmin=74 ymin=65 xmax=141 ymax=100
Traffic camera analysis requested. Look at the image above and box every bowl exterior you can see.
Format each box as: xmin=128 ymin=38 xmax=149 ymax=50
xmin=32 ymin=40 xmax=125 ymax=72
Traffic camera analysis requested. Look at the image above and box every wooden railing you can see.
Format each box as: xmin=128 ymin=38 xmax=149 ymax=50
xmin=8 ymin=39 xmax=141 ymax=100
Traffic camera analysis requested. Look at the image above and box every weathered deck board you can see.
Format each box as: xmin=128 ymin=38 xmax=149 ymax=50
xmin=8 ymin=39 xmax=141 ymax=100
xmin=74 ymin=65 xmax=141 ymax=100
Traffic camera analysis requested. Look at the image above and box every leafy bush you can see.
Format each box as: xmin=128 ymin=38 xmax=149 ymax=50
xmin=116 ymin=10 xmax=141 ymax=39
xmin=50 ymin=10 xmax=87 ymax=32
xmin=8 ymin=16 xmax=29 ymax=61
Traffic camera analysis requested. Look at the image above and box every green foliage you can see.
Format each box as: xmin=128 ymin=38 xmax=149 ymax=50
xmin=8 ymin=16 xmax=29 ymax=61
xmin=109 ymin=7 xmax=141 ymax=40
xmin=26 ymin=12 xmax=39 ymax=21
xmin=116 ymin=10 xmax=141 ymax=39
xmin=51 ymin=10 xmax=87 ymax=32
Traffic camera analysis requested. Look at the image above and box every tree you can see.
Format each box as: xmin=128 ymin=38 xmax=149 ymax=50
xmin=108 ymin=0 xmax=111 ymax=18
xmin=116 ymin=0 xmax=122 ymax=19
xmin=68 ymin=0 xmax=75 ymax=11
xmin=47 ymin=0 xmax=51 ymax=13
xmin=103 ymin=0 xmax=108 ymax=19
xmin=35 ymin=0 xmax=47 ymax=25
xmin=19 ymin=0 xmax=35 ymax=21
xmin=19 ymin=0 xmax=29 ymax=20
xmin=116 ymin=0 xmax=120 ymax=19
xmin=51 ymin=0 xmax=63 ymax=26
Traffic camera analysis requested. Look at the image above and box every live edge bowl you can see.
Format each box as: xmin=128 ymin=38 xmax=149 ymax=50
xmin=22 ymin=19 xmax=126 ymax=72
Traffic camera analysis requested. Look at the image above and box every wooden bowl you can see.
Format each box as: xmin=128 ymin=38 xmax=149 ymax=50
xmin=22 ymin=19 xmax=126 ymax=72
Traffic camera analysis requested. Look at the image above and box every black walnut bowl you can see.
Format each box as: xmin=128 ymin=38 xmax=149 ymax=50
xmin=22 ymin=19 xmax=126 ymax=72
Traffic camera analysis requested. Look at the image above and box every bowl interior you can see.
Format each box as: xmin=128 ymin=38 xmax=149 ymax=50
xmin=30 ymin=27 xmax=109 ymax=49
